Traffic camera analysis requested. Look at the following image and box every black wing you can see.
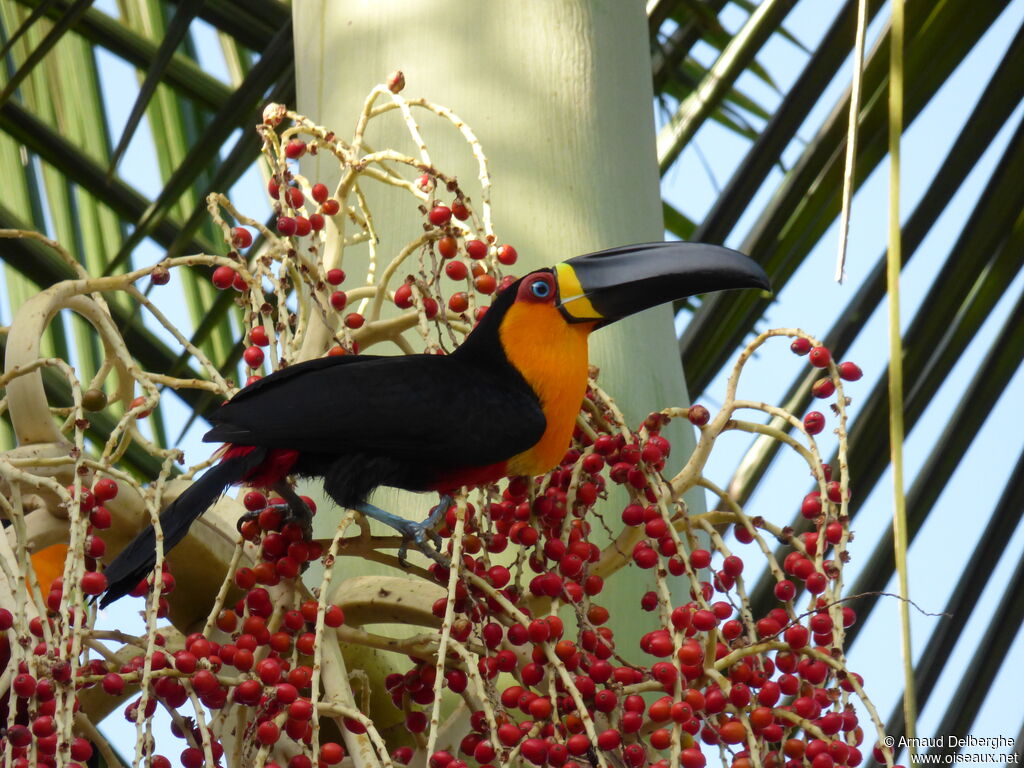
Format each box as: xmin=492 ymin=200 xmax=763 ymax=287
xmin=204 ymin=354 xmax=546 ymax=467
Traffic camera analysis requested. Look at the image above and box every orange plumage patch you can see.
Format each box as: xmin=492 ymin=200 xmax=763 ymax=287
xmin=499 ymin=301 xmax=594 ymax=477
xmin=31 ymin=544 xmax=68 ymax=595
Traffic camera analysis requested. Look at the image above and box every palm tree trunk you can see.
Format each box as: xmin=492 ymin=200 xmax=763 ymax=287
xmin=291 ymin=0 xmax=704 ymax=714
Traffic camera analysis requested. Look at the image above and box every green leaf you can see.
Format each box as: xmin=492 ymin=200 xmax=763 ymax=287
xmin=13 ymin=0 xmax=232 ymax=110
xmin=707 ymin=17 xmax=1024 ymax=515
xmin=0 ymin=99 xmax=217 ymax=255
xmin=731 ymin=0 xmax=810 ymax=53
xmin=743 ymin=109 xmax=1024 ymax=622
xmin=102 ymin=20 xmax=294 ymax=274
xmin=656 ymin=0 xmax=798 ymax=173
xmin=189 ymin=0 xmax=286 ymax=50
xmin=0 ymin=0 xmax=94 ymax=106
xmin=679 ymin=0 xmax=1012 ymax=397
xmin=663 ymin=199 xmax=696 ymax=240
xmin=0 ymin=0 xmax=60 ymax=63
xmin=676 ymin=0 xmax=781 ymax=91
xmin=693 ymin=0 xmax=885 ymax=243
xmin=108 ymin=0 xmax=206 ymax=174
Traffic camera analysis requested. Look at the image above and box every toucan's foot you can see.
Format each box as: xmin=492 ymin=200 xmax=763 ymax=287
xmin=237 ymin=502 xmax=284 ymax=532
xmin=237 ymin=483 xmax=315 ymax=542
xmin=354 ymin=495 xmax=452 ymax=567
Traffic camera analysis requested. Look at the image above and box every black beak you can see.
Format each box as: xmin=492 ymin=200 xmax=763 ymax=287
xmin=554 ymin=241 xmax=770 ymax=325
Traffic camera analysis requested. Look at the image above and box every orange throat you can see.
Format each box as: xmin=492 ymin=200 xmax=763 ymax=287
xmin=499 ymin=302 xmax=594 ymax=477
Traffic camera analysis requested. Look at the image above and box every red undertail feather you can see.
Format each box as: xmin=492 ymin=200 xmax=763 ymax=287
xmin=221 ymin=444 xmax=300 ymax=488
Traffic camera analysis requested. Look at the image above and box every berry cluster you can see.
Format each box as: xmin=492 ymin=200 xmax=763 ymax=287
xmin=0 ymin=80 xmax=892 ymax=768
xmin=310 ymin=335 xmax=884 ymax=768
xmin=199 ymin=102 xmax=519 ymax=375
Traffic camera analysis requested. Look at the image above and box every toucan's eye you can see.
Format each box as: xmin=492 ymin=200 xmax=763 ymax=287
xmin=530 ymin=279 xmax=551 ymax=298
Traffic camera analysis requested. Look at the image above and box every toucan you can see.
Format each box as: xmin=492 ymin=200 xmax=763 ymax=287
xmin=99 ymin=242 xmax=769 ymax=607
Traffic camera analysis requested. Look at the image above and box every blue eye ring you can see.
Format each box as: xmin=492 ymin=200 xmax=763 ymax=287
xmin=530 ymin=279 xmax=552 ymax=298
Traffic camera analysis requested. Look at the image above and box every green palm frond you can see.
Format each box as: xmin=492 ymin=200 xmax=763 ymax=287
xmin=650 ymin=0 xmax=1024 ymax=758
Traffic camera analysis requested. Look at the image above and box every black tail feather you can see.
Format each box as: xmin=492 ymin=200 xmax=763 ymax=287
xmin=98 ymin=448 xmax=267 ymax=608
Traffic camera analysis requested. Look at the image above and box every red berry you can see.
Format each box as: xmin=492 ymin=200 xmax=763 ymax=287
xmin=804 ymin=411 xmax=826 ymax=435
xmin=438 ymin=235 xmax=458 ymax=259
xmin=812 ymin=378 xmax=836 ymax=398
xmin=692 ymin=609 xmax=718 ymax=631
xmin=231 ymin=227 xmax=253 ymax=249
xmin=285 ymin=139 xmax=306 ymax=159
xmin=330 ymin=291 xmax=347 ymax=311
xmin=452 ymin=200 xmax=470 ymax=220
xmin=688 ymin=404 xmax=710 ymax=426
xmin=80 ymin=571 xmax=107 ymax=595
xmin=324 ymin=605 xmax=345 ymax=627
xmin=243 ymin=346 xmax=265 ymax=368
xmin=445 ymin=260 xmax=469 ymax=280
xmin=150 ymin=266 xmax=170 ymax=285
xmin=309 ymin=213 xmax=325 ymax=231
xmin=311 ymin=183 xmax=329 ymax=203
xmin=93 ymin=477 xmax=118 ymax=501
xmin=774 ymin=579 xmax=796 ymax=601
xmin=256 ymin=720 xmax=280 ymax=745
xmin=498 ymin=722 xmax=521 ymax=746
xmin=286 ymin=187 xmax=304 ymax=208
xmin=428 ymin=205 xmax=452 ymax=226
xmin=567 ymin=734 xmax=590 ymax=755
xmin=805 ymin=572 xmax=828 ymax=593
xmin=448 ymin=292 xmax=469 ymax=313
xmin=466 ymin=240 xmax=487 ymax=260
xmin=839 ymin=361 xmax=863 ymax=380
xmin=827 ymin=480 xmax=845 ymax=502
xmin=211 ymin=266 xmax=236 ymax=290
xmin=250 ymin=326 xmax=270 ymax=347
xmin=825 ymin=520 xmax=844 ymax=544
xmin=474 ymin=274 xmax=497 ymax=294
xmin=320 ymin=743 xmax=345 ymax=765
xmin=496 ymin=244 xmax=518 ymax=265
xmin=322 ymin=198 xmax=340 ymax=216
xmin=276 ymin=216 xmax=297 ymax=235
xmin=784 ymin=624 xmax=809 ymax=649
xmin=632 ymin=544 xmax=658 ymax=569
xmin=722 ymin=555 xmax=743 ymax=577
xmin=790 ymin=337 xmax=812 ymax=355
xmin=326 ymin=268 xmax=345 ymax=285
xmin=12 ymin=673 xmax=36 ymax=698
xmin=294 ymin=216 xmax=312 ymax=237
xmin=394 ymin=283 xmax=414 ymax=309
xmin=345 ymin=313 xmax=364 ymax=329
xmin=801 ymin=493 xmax=823 ymax=519
xmin=690 ymin=549 xmax=711 ymax=569
xmin=102 ymin=673 xmax=125 ymax=695
xmin=70 ymin=737 xmax=93 ymax=762
xmin=596 ymin=729 xmax=621 ymax=750
xmin=809 ymin=346 xmax=831 ymax=368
